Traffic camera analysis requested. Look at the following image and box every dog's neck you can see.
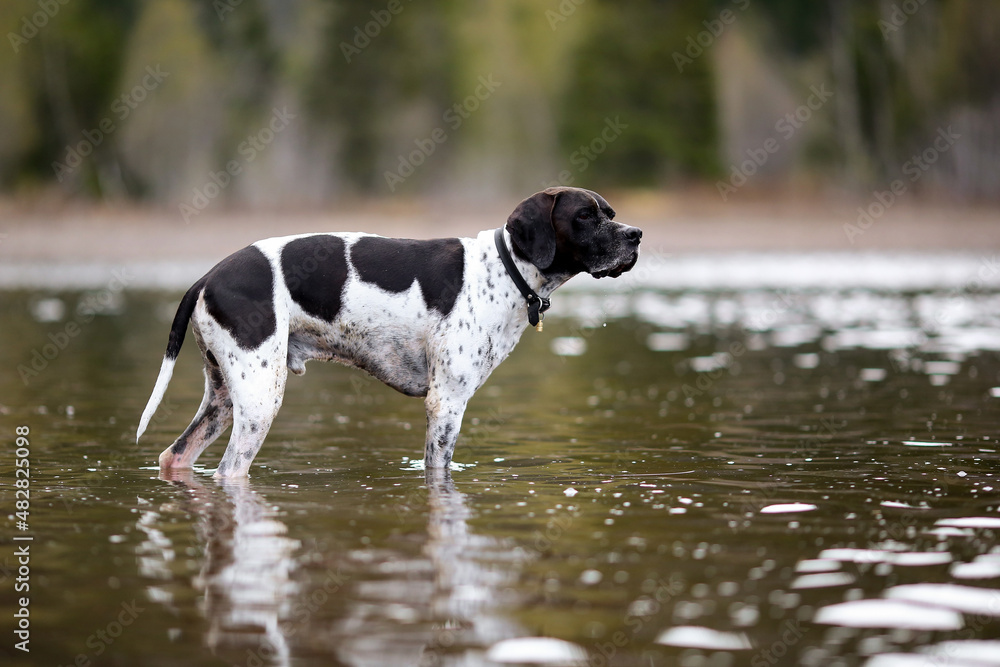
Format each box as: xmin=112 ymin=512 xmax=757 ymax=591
xmin=499 ymin=228 xmax=576 ymax=298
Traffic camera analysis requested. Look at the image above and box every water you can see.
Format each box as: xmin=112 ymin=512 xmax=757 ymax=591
xmin=1 ymin=252 xmax=999 ymax=667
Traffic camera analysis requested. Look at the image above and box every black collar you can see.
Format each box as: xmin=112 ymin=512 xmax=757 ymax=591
xmin=494 ymin=227 xmax=550 ymax=328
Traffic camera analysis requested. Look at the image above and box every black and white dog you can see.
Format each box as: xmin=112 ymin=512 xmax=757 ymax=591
xmin=137 ymin=187 xmax=641 ymax=477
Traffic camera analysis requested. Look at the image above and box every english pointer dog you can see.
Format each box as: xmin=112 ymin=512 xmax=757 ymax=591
xmin=137 ymin=187 xmax=641 ymax=477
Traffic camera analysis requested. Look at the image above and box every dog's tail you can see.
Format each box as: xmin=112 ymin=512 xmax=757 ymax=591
xmin=136 ymin=278 xmax=206 ymax=443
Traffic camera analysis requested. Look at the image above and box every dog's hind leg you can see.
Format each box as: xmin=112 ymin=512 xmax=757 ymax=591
xmin=159 ymin=346 xmax=233 ymax=470
xmin=213 ymin=340 xmax=289 ymax=479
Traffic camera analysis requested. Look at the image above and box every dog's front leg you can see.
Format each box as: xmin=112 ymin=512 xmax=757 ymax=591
xmin=423 ymin=385 xmax=471 ymax=469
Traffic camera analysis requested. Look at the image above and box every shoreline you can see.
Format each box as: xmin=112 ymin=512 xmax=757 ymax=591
xmin=1 ymin=192 xmax=998 ymax=264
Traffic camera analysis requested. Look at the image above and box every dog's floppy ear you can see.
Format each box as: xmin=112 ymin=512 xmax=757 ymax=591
xmin=506 ymin=189 xmax=560 ymax=269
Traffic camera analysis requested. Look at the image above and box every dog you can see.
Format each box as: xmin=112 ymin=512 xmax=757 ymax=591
xmin=137 ymin=187 xmax=641 ymax=477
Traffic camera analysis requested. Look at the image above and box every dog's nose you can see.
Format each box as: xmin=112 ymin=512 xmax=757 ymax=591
xmin=624 ymin=226 xmax=642 ymax=243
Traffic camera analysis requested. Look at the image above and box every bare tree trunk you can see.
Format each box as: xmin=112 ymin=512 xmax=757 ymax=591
xmin=829 ymin=0 xmax=869 ymax=188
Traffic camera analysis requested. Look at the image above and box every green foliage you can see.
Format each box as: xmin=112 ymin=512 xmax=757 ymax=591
xmin=558 ymin=0 xmax=720 ymax=187
xmin=0 ymin=0 xmax=996 ymax=199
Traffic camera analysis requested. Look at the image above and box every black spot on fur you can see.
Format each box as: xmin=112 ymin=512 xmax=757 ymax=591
xmin=205 ymin=350 xmax=226 ymax=386
xmin=203 ymin=245 xmax=277 ymax=351
xmin=351 ymin=237 xmax=465 ymax=316
xmin=281 ymin=235 xmax=349 ymax=322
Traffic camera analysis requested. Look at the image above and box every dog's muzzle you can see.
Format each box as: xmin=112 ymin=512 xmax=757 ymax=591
xmin=591 ymin=225 xmax=642 ymax=279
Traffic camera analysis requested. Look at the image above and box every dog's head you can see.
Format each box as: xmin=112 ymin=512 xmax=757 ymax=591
xmin=506 ymin=187 xmax=641 ymax=279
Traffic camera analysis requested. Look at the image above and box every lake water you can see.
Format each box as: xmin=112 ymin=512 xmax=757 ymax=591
xmin=2 ymin=251 xmax=999 ymax=667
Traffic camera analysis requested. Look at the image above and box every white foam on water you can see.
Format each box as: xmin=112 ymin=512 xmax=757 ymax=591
xmin=860 ymin=368 xmax=888 ymax=382
xmin=793 ymin=352 xmax=820 ymax=369
xmin=759 ymin=503 xmax=817 ymax=514
xmin=951 ymin=560 xmax=1000 ymax=579
xmin=863 ymin=655 xmax=936 ymax=667
xmin=795 ymin=558 xmax=841 ymax=573
xmin=486 ymin=637 xmax=588 ymax=664
xmin=817 ymin=548 xmax=953 ymax=567
xmin=824 ymin=329 xmax=926 ymax=352
xmin=936 ymin=517 xmax=1000 ymax=529
xmin=814 ymin=599 xmax=963 ymax=630
xmin=690 ymin=354 xmax=731 ymax=372
xmin=791 ymin=572 xmax=856 ymax=589
xmin=646 ymin=332 xmax=689 ymax=352
xmin=30 ymin=297 xmax=66 ymax=322
xmin=924 ymin=360 xmax=962 ymax=375
xmin=9 ymin=254 xmax=1000 ymax=358
xmin=886 ymin=583 xmax=1000 ymax=616
xmin=889 ymin=552 xmax=953 ymax=567
xmin=924 ymin=526 xmax=975 ymax=538
xmin=577 ymin=253 xmax=1000 ymax=292
xmin=654 ymin=626 xmax=752 ymax=650
xmin=819 ymin=547 xmax=891 ymax=564
xmin=919 ymin=640 xmax=1000 ymax=665
xmin=550 ymin=337 xmax=587 ymax=357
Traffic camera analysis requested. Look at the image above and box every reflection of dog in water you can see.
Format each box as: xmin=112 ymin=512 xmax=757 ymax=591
xmin=136 ymin=469 xmax=523 ymax=664
xmin=336 ymin=468 xmax=523 ymax=665
xmin=139 ymin=471 xmax=299 ymax=662
xmin=137 ymin=187 xmax=641 ymax=477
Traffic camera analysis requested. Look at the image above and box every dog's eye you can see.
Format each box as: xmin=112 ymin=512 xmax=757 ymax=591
xmin=576 ymin=210 xmax=595 ymax=223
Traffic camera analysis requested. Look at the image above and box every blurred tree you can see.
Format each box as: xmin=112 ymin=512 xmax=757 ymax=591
xmin=304 ymin=0 xmax=456 ymax=194
xmin=0 ymin=5 xmax=38 ymax=186
xmin=11 ymin=0 xmax=138 ymax=196
xmin=557 ymin=0 xmax=720 ymax=188
xmin=117 ymin=0 xmax=227 ymax=203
